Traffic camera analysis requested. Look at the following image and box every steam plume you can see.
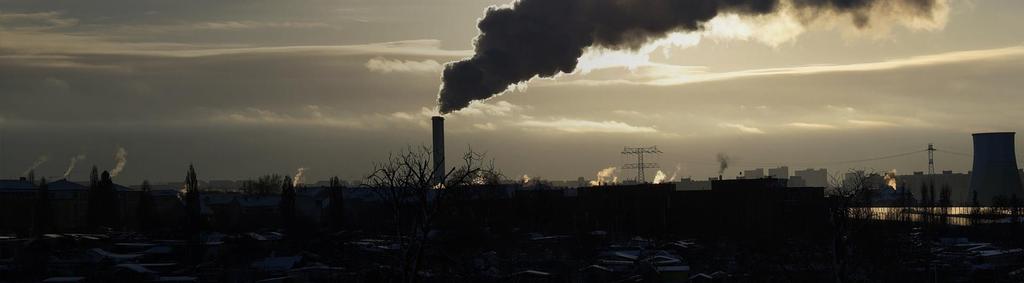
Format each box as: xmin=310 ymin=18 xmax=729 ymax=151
xmin=884 ymin=169 xmax=897 ymax=190
xmin=23 ymin=155 xmax=49 ymax=176
xmin=589 ymin=166 xmax=618 ymax=186
xmin=652 ymin=170 xmax=668 ymax=184
xmin=667 ymin=164 xmax=682 ymax=181
xmin=438 ymin=0 xmax=945 ymax=113
xmin=293 ymin=167 xmax=306 ymax=186
xmin=716 ymin=153 xmax=731 ymax=175
xmin=62 ymin=154 xmax=87 ymax=179
xmin=110 ymin=147 xmax=127 ymax=177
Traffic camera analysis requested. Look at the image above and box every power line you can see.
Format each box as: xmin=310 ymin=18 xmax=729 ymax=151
xmin=935 ymin=149 xmax=972 ymax=157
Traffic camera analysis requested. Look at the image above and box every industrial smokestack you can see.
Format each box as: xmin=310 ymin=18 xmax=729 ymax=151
xmin=432 ymin=116 xmax=445 ymax=186
xmin=969 ymin=132 xmax=1024 ymax=205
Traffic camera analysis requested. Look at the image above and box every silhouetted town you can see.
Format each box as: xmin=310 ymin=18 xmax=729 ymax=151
xmin=3 ymin=118 xmax=1024 ymax=282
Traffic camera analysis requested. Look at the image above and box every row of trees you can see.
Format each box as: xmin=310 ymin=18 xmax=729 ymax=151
xmin=29 ymin=166 xmax=125 ymax=235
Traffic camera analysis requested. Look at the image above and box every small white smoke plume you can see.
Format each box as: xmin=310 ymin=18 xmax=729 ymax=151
xmin=62 ymin=154 xmax=87 ymax=179
xmin=667 ymin=164 xmax=682 ymax=181
xmin=652 ymin=170 xmax=668 ymax=184
xmin=884 ymin=169 xmax=898 ymax=190
xmin=110 ymin=147 xmax=127 ymax=177
xmin=293 ymin=167 xmax=306 ymax=186
xmin=589 ymin=167 xmax=619 ymax=186
xmin=23 ymin=155 xmax=49 ymax=176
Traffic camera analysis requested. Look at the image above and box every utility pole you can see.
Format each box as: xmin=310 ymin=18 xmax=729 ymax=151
xmin=927 ymin=143 xmax=936 ymax=175
xmin=622 ymin=146 xmax=661 ymax=183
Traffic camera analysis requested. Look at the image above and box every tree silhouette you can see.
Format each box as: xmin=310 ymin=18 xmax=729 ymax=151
xmin=279 ymin=176 xmax=297 ymax=234
xmin=183 ymin=164 xmax=202 ymax=264
xmin=327 ymin=176 xmax=345 ymax=231
xmin=826 ymin=169 xmax=880 ymax=282
xmin=184 ymin=164 xmax=201 ymax=233
xmin=137 ymin=180 xmax=156 ymax=232
xmin=33 ymin=178 xmax=53 ymax=236
xmin=241 ymin=174 xmax=284 ymax=195
xmin=99 ymin=171 xmax=120 ymax=229
xmin=87 ymin=169 xmax=120 ymax=230
xmin=365 ymin=146 xmax=498 ymax=282
xmin=87 ymin=166 xmax=101 ymax=228
xmin=939 ymin=184 xmax=951 ymax=207
xmin=928 ymin=182 xmax=936 ymax=207
xmin=919 ymin=183 xmax=928 ymax=207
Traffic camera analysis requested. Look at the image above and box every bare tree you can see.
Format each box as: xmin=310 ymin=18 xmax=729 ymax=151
xmin=827 ymin=169 xmax=880 ymax=282
xmin=364 ymin=146 xmax=499 ymax=282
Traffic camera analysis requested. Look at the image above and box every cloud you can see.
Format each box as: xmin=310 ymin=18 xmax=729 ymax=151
xmin=189 ymin=21 xmax=329 ymax=30
xmin=0 ymin=11 xmax=79 ymax=30
xmin=787 ymin=122 xmax=837 ymax=129
xmin=473 ymin=123 xmax=497 ymax=131
xmin=0 ymin=24 xmax=470 ymax=58
xmin=518 ymin=118 xmax=657 ymax=134
xmin=719 ymin=123 xmax=765 ymax=134
xmin=214 ymin=107 xmax=367 ymax=129
xmin=848 ymin=119 xmax=899 ymax=127
xmin=552 ymin=45 xmax=1024 ymax=87
xmin=365 ymin=57 xmax=443 ymax=73
xmin=826 ymin=105 xmax=857 ymax=113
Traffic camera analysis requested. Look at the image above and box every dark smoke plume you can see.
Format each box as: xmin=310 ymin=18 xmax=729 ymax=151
xmin=716 ymin=152 xmax=731 ymax=175
xmin=438 ymin=0 xmax=941 ymax=113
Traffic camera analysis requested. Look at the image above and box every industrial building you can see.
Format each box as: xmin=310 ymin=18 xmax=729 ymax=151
xmin=969 ymin=132 xmax=1024 ymax=205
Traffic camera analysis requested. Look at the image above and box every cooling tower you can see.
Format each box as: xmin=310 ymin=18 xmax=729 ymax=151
xmin=432 ymin=116 xmax=445 ymax=186
xmin=969 ymin=132 xmax=1024 ymax=205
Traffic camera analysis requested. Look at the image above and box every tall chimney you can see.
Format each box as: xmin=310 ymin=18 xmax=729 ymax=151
xmin=432 ymin=116 xmax=445 ymax=186
xmin=969 ymin=132 xmax=1024 ymax=205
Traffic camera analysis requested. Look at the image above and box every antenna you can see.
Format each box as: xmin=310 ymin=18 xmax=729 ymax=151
xmin=927 ymin=143 xmax=936 ymax=175
xmin=622 ymin=146 xmax=661 ymax=183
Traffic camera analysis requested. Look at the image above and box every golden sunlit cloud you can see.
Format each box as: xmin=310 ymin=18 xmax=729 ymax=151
xmin=848 ymin=119 xmax=899 ymax=127
xmin=365 ymin=57 xmax=442 ymax=73
xmin=719 ymin=123 xmax=765 ymax=134
xmin=518 ymin=118 xmax=657 ymax=134
xmin=787 ymin=122 xmax=838 ymax=129
xmin=552 ymin=45 xmax=1024 ymax=87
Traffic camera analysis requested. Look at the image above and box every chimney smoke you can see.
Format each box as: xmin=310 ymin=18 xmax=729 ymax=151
xmin=437 ymin=0 xmax=946 ymax=113
xmin=62 ymin=154 xmax=86 ymax=179
xmin=110 ymin=147 xmax=127 ymax=177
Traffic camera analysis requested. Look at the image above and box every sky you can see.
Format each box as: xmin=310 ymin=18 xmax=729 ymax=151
xmin=1 ymin=0 xmax=1024 ymax=185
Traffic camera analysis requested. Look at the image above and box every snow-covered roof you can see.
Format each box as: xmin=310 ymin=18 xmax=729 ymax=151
xmin=251 ymin=256 xmax=302 ymax=272
xmin=115 ymin=263 xmax=158 ymax=274
xmin=42 ymin=277 xmax=86 ymax=283
xmin=0 ymin=179 xmax=37 ymax=191
xmin=90 ymin=248 xmax=143 ymax=262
